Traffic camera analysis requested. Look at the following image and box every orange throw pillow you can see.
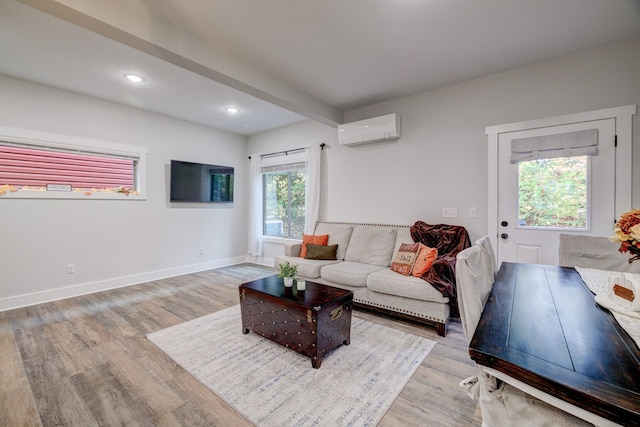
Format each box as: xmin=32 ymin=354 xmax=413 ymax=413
xmin=412 ymin=243 xmax=438 ymax=277
xmin=300 ymin=234 xmax=329 ymax=257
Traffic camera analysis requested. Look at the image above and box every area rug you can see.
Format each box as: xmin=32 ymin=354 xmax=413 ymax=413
xmin=147 ymin=305 xmax=436 ymax=426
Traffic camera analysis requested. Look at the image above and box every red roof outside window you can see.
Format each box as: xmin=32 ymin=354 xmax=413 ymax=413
xmin=0 ymin=144 xmax=134 ymax=190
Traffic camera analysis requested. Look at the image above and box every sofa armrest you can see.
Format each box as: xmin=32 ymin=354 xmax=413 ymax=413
xmin=285 ymin=243 xmax=302 ymax=257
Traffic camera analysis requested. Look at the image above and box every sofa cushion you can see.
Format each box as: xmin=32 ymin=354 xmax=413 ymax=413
xmin=390 ymin=242 xmax=420 ymax=276
xmin=367 ymin=268 xmax=449 ymax=303
xmin=320 ymin=261 xmax=386 ymax=287
xmin=300 ymin=234 xmax=328 ymax=258
xmin=345 ymin=227 xmax=397 ymax=267
xmin=274 ymin=255 xmax=341 ymax=279
xmin=284 ymin=242 xmax=302 ymax=257
xmin=315 ymin=223 xmax=354 ymax=260
xmin=305 ymin=244 xmax=338 ymax=260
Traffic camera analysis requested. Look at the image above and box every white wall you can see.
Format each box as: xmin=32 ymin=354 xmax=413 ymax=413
xmin=249 ymin=37 xmax=640 ymax=249
xmin=0 ymin=75 xmax=249 ymax=309
xmin=3 ymin=36 xmax=639 ymax=306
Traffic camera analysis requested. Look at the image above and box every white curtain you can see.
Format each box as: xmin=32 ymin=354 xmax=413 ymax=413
xmin=304 ymin=144 xmax=322 ymax=234
xmin=247 ymin=154 xmax=263 ymax=257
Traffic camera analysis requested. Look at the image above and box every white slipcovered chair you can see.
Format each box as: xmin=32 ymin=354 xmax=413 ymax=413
xmin=559 ymin=233 xmax=640 ymax=273
xmin=456 ymin=245 xmax=493 ymax=342
xmin=475 ymin=235 xmax=498 ymax=280
xmin=456 ymin=243 xmax=592 ymax=427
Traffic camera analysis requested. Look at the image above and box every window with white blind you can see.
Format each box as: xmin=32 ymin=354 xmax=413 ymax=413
xmin=0 ymin=127 xmax=147 ymax=200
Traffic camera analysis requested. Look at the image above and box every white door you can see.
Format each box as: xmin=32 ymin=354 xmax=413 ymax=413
xmin=497 ymin=118 xmax=616 ymax=265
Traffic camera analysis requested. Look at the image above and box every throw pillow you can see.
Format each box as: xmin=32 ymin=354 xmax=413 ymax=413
xmin=300 ymin=234 xmax=329 ymax=258
xmin=412 ymin=243 xmax=438 ymax=277
xmin=390 ymin=242 xmax=420 ymax=276
xmin=305 ymin=243 xmax=338 ymax=260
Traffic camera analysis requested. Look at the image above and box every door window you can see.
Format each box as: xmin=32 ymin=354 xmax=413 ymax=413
xmin=518 ymin=156 xmax=589 ymax=230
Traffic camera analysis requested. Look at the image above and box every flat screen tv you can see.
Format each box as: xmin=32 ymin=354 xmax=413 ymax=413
xmin=170 ymin=160 xmax=234 ymax=203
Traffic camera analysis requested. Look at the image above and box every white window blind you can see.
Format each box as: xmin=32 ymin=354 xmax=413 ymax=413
xmin=0 ymin=143 xmax=135 ymax=189
xmin=261 ymin=161 xmax=305 ymax=174
xmin=510 ymin=129 xmax=598 ymax=163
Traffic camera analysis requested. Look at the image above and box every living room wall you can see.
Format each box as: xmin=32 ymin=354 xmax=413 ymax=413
xmin=248 ymin=36 xmax=640 ymax=262
xmin=0 ymin=75 xmax=249 ymax=310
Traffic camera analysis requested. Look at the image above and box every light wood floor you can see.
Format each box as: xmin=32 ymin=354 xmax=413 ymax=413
xmin=0 ymin=263 xmax=482 ymax=426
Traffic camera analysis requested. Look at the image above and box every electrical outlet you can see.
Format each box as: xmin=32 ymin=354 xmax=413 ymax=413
xmin=442 ymin=207 xmax=458 ymax=218
xmin=468 ymin=207 xmax=477 ymax=218
xmin=67 ymin=264 xmax=75 ymax=274
xmin=198 ymin=247 xmax=204 ymax=255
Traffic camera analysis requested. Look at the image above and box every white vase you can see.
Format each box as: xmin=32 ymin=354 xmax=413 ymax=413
xmin=284 ymin=277 xmax=294 ymax=287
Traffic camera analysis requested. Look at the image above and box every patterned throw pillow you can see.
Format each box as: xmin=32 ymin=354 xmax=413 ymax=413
xmin=300 ymin=234 xmax=329 ymax=257
xmin=390 ymin=243 xmax=420 ymax=276
xmin=412 ymin=243 xmax=438 ymax=277
xmin=305 ymin=244 xmax=338 ymax=260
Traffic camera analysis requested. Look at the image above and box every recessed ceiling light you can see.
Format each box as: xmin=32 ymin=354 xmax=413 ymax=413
xmin=225 ymin=106 xmax=240 ymax=114
xmin=123 ymin=73 xmax=145 ymax=83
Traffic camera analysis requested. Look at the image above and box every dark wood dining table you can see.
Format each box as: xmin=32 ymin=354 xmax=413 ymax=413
xmin=469 ymin=262 xmax=640 ymax=426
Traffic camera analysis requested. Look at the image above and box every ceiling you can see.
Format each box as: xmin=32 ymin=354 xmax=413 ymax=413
xmin=1 ymin=0 xmax=640 ymax=136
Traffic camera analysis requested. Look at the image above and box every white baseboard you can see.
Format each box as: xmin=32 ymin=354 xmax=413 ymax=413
xmin=0 ymin=255 xmax=249 ymax=312
xmin=247 ymin=256 xmax=275 ymax=267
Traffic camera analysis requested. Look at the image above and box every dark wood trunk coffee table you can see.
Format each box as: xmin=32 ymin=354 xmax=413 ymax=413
xmin=239 ymin=275 xmax=353 ymax=368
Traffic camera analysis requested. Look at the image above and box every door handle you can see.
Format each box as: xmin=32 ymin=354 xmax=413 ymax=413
xmin=501 ymin=233 xmax=509 ymax=239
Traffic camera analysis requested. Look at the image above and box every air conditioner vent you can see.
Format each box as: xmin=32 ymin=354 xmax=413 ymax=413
xmin=337 ymin=113 xmax=401 ymax=146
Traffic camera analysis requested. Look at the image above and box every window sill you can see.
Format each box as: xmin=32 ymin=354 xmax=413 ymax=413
xmin=262 ymin=236 xmax=301 ymax=245
xmin=0 ymin=190 xmax=146 ymax=200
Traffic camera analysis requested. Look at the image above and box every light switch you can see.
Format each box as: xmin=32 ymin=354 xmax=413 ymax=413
xmin=442 ymin=208 xmax=458 ymax=218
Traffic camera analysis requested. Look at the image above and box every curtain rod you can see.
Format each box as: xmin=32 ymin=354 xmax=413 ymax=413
xmin=248 ymin=143 xmax=325 ymax=160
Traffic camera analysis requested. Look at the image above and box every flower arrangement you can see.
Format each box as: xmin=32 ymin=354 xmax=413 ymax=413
xmin=610 ymin=208 xmax=640 ymax=263
xmin=277 ymin=260 xmax=298 ymax=287
xmin=76 ymin=186 xmax=138 ymax=196
xmin=0 ymin=184 xmax=18 ymax=195
xmin=112 ymin=186 xmax=135 ymax=196
xmin=277 ymin=260 xmax=298 ymax=278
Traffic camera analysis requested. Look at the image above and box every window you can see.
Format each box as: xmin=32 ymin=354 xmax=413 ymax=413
xmin=511 ymin=128 xmax=596 ymax=230
xmin=0 ymin=127 xmax=147 ymax=199
xmin=518 ymin=156 xmax=589 ymax=229
xmin=0 ymin=144 xmax=135 ymax=189
xmin=262 ymin=161 xmax=305 ymax=238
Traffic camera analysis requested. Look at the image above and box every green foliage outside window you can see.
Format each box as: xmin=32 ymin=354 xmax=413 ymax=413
xmin=518 ymin=156 xmax=588 ymax=228
xmin=264 ymin=170 xmax=306 ymax=237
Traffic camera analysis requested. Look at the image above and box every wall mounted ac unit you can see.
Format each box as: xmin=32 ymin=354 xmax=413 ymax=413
xmin=337 ymin=113 xmax=401 ymax=146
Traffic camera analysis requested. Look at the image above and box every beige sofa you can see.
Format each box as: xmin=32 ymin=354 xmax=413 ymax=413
xmin=274 ymin=221 xmax=450 ymax=336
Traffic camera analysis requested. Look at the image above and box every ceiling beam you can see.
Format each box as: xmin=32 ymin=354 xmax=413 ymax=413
xmin=17 ymin=0 xmax=343 ymax=127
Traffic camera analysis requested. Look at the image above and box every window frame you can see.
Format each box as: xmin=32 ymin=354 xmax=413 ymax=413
xmin=0 ymin=126 xmax=147 ymax=200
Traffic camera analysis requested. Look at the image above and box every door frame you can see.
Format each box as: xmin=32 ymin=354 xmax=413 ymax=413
xmin=486 ymin=105 xmax=636 ymax=265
